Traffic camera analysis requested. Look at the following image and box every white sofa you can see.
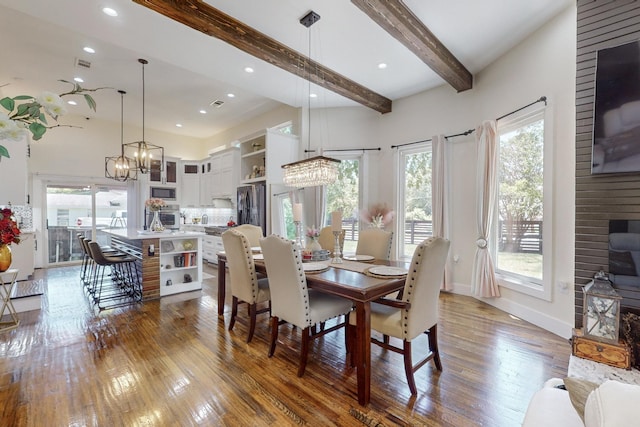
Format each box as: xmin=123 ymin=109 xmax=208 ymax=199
xmin=522 ymin=377 xmax=640 ymax=426
xmin=522 ymin=378 xmax=583 ymax=426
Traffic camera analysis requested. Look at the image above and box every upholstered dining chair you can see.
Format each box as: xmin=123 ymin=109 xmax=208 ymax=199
xmin=318 ymin=226 xmax=345 ymax=254
xmin=221 ymin=229 xmax=270 ymax=343
xmin=347 ymin=236 xmax=450 ymax=395
xmin=355 ymin=228 xmax=394 ymax=260
xmin=233 ymin=224 xmax=264 ymax=248
xmin=259 ymin=234 xmax=353 ymax=377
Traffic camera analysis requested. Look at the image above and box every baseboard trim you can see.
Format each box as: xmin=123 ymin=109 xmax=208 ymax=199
xmin=448 ymin=281 xmax=573 ymax=339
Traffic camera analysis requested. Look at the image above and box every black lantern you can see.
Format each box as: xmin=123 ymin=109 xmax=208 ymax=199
xmin=582 ymin=271 xmax=622 ymax=345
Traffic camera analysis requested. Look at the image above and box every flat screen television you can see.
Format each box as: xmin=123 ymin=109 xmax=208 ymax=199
xmin=608 ymin=220 xmax=640 ymax=290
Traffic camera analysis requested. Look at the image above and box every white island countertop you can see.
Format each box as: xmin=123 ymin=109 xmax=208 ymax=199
xmin=102 ymin=229 xmax=205 ymax=240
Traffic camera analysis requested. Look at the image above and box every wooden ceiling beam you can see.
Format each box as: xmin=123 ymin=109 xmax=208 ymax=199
xmin=351 ymin=0 xmax=473 ymax=92
xmin=132 ymin=0 xmax=392 ymax=114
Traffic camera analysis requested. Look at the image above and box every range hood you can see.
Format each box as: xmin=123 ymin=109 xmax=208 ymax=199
xmin=211 ymin=198 xmax=233 ymax=208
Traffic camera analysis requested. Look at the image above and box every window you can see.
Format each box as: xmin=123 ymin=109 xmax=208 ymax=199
xmin=494 ymin=107 xmax=552 ymax=300
xmin=324 ymin=157 xmax=361 ymax=254
xmin=397 ymin=144 xmax=432 ymax=260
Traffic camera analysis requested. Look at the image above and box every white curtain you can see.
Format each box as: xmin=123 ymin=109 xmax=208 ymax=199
xmin=431 ymin=134 xmax=451 ymax=291
xmin=471 ymin=120 xmax=501 ymax=298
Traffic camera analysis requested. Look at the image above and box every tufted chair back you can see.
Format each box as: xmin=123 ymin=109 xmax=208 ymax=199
xmin=356 ymin=228 xmax=394 ymax=260
xmin=222 ymin=229 xmax=261 ymax=304
xmin=400 ymin=236 xmax=450 ymax=340
xmin=259 ymin=234 xmax=311 ymax=329
xmin=233 ymin=224 xmax=264 ymax=247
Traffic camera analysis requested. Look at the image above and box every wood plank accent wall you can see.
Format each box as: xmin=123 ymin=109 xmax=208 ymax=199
xmin=575 ymin=0 xmax=640 ymax=327
xmin=141 ymin=238 xmax=160 ymax=300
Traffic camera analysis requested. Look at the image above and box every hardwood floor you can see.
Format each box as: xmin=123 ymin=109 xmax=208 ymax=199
xmin=0 ymin=264 xmax=571 ymax=426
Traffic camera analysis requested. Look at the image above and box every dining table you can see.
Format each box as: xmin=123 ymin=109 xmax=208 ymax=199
xmin=216 ymin=251 xmax=408 ymax=406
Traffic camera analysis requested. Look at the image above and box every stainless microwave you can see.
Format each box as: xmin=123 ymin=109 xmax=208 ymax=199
xmin=150 ymin=186 xmax=177 ymax=201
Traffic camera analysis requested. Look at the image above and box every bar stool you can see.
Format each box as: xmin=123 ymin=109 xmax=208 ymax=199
xmin=87 ymin=241 xmax=141 ymax=310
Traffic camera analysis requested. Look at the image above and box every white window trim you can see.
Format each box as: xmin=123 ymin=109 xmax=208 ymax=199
xmin=493 ymin=104 xmax=554 ymax=301
xmin=395 ymin=142 xmax=432 ymax=261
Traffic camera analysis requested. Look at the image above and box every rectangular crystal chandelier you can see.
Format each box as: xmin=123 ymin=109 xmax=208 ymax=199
xmin=282 ymin=155 xmax=340 ymax=188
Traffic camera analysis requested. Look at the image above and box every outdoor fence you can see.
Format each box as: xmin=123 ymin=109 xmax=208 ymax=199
xmin=342 ymin=218 xmax=542 ymax=254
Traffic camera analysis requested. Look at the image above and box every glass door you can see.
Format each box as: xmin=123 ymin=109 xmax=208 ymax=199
xmin=45 ymin=184 xmax=128 ymax=265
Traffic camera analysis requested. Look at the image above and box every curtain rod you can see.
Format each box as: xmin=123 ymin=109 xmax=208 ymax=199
xmin=390 ymin=95 xmax=547 ymax=150
xmin=391 ymin=129 xmax=475 ymax=149
xmin=304 ymin=147 xmax=381 ymax=153
xmin=496 ymin=96 xmax=547 ymax=121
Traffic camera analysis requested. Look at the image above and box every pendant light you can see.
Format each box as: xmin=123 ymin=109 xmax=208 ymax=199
xmin=124 ymin=58 xmax=164 ymax=174
xmin=105 ymin=90 xmax=137 ymax=181
xmin=282 ymin=11 xmax=340 ymax=188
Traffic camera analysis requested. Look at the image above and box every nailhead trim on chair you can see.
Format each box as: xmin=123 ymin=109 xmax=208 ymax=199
xmin=402 ymin=237 xmax=435 ymax=337
xmin=230 ymin=229 xmax=261 ymax=302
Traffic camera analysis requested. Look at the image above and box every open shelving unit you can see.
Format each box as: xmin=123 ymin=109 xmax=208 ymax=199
xmin=159 ymin=236 xmax=202 ymax=296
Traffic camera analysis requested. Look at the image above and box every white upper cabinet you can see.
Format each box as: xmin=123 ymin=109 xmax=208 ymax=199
xmin=180 ymin=161 xmax=200 ymax=207
xmin=239 ymin=129 xmax=298 ymax=186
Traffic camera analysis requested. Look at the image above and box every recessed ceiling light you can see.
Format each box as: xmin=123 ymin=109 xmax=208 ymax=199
xmin=244 ymin=67 xmax=254 ymax=73
xmin=102 ymin=7 xmax=118 ymax=17
xmin=309 ymin=93 xmax=318 ymax=98
xmin=199 ymin=109 xmax=207 ymax=114
xmin=378 ymin=63 xmax=387 ymax=69
xmin=73 ymin=77 xmax=84 ymax=83
xmin=67 ymin=100 xmax=77 ymax=106
xmin=176 ymin=123 xmax=183 ymax=128
xmin=227 ymin=93 xmax=235 ymax=98
xmin=83 ymin=46 xmax=95 ymax=54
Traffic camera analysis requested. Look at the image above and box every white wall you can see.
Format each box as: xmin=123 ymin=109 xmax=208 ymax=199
xmin=28 ymin=114 xmax=204 ymax=176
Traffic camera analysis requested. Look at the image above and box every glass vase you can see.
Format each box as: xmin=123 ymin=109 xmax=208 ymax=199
xmin=0 ymin=244 xmax=12 ymax=272
xmin=307 ymin=237 xmax=322 ymax=253
xmin=150 ymin=210 xmax=165 ymax=232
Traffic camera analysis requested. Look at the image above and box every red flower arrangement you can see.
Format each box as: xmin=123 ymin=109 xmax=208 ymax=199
xmin=0 ymin=208 xmax=21 ymax=245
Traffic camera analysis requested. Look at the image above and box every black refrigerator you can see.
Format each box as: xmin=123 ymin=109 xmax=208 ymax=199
xmin=237 ymin=183 xmax=266 ymax=236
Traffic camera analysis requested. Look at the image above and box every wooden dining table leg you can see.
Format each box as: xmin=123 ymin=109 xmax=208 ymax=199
xmin=217 ymin=258 xmax=226 ymax=316
xmin=355 ymin=300 xmax=371 ymax=406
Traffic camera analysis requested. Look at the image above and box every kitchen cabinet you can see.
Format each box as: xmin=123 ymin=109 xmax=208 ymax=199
xmin=0 ymin=135 xmax=28 ymax=206
xmin=237 ymin=130 xmax=297 ymax=235
xmin=211 ymin=149 xmax=239 ymax=198
xmin=199 ymin=157 xmax=213 ymax=206
xmin=239 ymin=129 xmax=297 ymax=186
xmin=150 ymin=156 xmax=179 ymax=186
xmin=159 ymin=235 xmax=202 ymax=296
xmin=180 ymin=162 xmax=200 ymax=207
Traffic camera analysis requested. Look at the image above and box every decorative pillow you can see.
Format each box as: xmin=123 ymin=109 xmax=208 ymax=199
xmin=584 ymin=380 xmax=640 ymax=427
xmin=563 ymin=377 xmax=600 ymax=421
xmin=609 ymin=250 xmax=637 ymax=276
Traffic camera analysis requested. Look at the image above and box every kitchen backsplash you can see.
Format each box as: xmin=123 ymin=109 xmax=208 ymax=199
xmin=182 ymin=208 xmax=235 ymax=226
xmin=1 ymin=205 xmax=33 ymax=231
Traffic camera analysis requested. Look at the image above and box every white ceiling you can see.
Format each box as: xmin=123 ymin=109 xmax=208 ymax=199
xmin=0 ymin=0 xmax=573 ymax=139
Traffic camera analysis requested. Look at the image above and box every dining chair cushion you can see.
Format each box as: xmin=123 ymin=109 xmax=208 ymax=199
xmin=356 ymin=228 xmax=393 ymax=260
xmin=233 ymin=224 xmax=264 ymax=247
xmin=260 ymin=234 xmax=352 ymax=329
xmin=222 ymin=229 xmax=270 ymax=304
xmin=307 ymin=289 xmax=354 ymax=325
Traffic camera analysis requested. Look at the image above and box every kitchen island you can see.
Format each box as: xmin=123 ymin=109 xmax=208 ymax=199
xmin=102 ymin=229 xmax=205 ymax=299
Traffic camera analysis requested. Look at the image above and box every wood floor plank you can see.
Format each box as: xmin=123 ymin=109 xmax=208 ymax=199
xmin=0 ymin=264 xmax=571 ymax=426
